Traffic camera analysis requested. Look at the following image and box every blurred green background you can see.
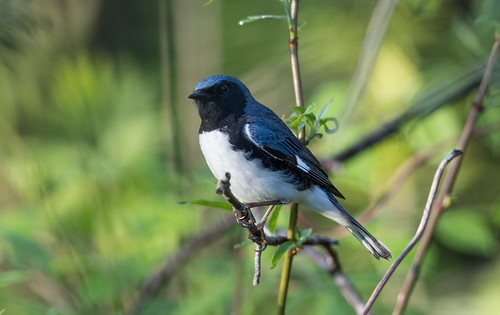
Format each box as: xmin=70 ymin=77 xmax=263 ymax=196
xmin=1 ymin=0 xmax=500 ymax=314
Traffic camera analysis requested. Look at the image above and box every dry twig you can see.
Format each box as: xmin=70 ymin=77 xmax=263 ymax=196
xmin=362 ymin=149 xmax=462 ymax=314
xmin=393 ymin=35 xmax=500 ymax=315
xmin=304 ymin=246 xmax=373 ymax=315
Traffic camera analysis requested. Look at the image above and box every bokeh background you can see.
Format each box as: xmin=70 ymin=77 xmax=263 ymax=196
xmin=1 ymin=0 xmax=500 ymax=314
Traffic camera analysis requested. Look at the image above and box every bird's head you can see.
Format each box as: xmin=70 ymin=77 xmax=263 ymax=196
xmin=188 ymin=75 xmax=253 ymax=123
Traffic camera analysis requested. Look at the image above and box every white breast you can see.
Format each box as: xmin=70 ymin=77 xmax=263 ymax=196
xmin=199 ymin=130 xmax=297 ymax=203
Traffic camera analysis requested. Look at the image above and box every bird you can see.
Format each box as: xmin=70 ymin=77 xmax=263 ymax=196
xmin=188 ymin=75 xmax=392 ymax=260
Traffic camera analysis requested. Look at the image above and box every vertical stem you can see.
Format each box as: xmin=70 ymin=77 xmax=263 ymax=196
xmin=288 ymin=0 xmax=305 ymax=114
xmin=277 ymin=203 xmax=299 ymax=314
xmin=277 ymin=1 xmax=303 ymax=314
xmin=159 ymin=0 xmax=183 ymax=171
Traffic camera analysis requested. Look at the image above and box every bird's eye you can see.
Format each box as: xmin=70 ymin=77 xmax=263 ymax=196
xmin=220 ymin=84 xmax=229 ymax=94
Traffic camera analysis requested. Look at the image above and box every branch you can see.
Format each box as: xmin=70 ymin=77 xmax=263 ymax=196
xmin=331 ymin=145 xmax=441 ymax=238
xmin=216 ymin=172 xmax=268 ymax=286
xmin=323 ymin=64 xmax=484 ymax=169
xmin=331 ymin=118 xmax=500 ymax=239
xmin=393 ymin=34 xmax=500 ymax=315
xmin=304 ymin=246 xmax=373 ymax=315
xmin=128 ymin=216 xmax=234 ymax=314
xmin=362 ymin=149 xmax=462 ymax=314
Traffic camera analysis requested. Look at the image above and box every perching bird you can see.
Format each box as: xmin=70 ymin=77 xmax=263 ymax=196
xmin=189 ymin=75 xmax=392 ymax=260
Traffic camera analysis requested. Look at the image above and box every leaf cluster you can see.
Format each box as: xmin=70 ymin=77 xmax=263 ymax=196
xmin=287 ymin=102 xmax=339 ymax=144
xmin=271 ymin=228 xmax=312 ymax=268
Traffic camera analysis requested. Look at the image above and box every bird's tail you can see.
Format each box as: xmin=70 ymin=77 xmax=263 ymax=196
xmin=344 ymin=217 xmax=392 ymax=260
xmin=323 ymin=193 xmax=392 ymax=260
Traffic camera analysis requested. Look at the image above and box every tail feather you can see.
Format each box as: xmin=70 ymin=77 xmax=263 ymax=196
xmin=346 ymin=223 xmax=392 ymax=260
xmin=307 ymin=187 xmax=392 ymax=260
xmin=325 ymin=192 xmax=392 ymax=260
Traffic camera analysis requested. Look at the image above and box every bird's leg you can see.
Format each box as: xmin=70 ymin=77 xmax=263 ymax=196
xmin=256 ymin=205 xmax=277 ymax=230
xmin=245 ymin=200 xmax=287 ymax=230
xmin=246 ymin=200 xmax=288 ymax=209
xmin=235 ymin=200 xmax=286 ymax=229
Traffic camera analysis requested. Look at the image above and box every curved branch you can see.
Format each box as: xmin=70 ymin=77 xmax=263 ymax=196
xmin=392 ymin=34 xmax=500 ymax=315
xmin=362 ymin=149 xmax=462 ymax=314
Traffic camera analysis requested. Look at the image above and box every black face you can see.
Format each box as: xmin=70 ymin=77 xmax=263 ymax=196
xmin=188 ymin=80 xmax=247 ymax=132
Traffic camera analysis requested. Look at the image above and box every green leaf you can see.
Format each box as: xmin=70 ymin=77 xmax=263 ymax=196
xmin=289 ymin=114 xmax=307 ymax=129
xmin=279 ymin=0 xmax=292 ymax=29
xmin=303 ymin=100 xmax=339 ymax=142
xmin=267 ymin=205 xmax=282 ymax=234
xmin=317 ymin=98 xmax=332 ymax=118
xmin=234 ymin=239 xmax=253 ymax=249
xmin=271 ymin=240 xmax=296 ymax=269
xmin=177 ymin=199 xmax=232 ymax=211
xmin=297 ymin=228 xmax=312 ymax=245
xmin=304 ymin=104 xmax=316 ymax=114
xmin=203 ymin=0 xmax=218 ymax=6
xmin=291 ymin=106 xmax=307 ymax=115
xmin=0 ymin=271 xmax=29 ymax=288
xmin=239 ymin=15 xmax=287 ymax=26
xmin=305 ymin=113 xmax=316 ymax=127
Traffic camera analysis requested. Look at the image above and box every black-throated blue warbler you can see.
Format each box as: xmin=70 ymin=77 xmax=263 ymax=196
xmin=189 ymin=75 xmax=391 ymax=260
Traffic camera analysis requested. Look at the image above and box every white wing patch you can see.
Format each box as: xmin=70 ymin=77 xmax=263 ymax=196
xmin=296 ymin=156 xmax=310 ymax=173
xmin=244 ymin=123 xmax=258 ymax=146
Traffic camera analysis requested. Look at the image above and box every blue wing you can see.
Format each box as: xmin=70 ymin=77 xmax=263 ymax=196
xmin=244 ymin=115 xmax=345 ymax=199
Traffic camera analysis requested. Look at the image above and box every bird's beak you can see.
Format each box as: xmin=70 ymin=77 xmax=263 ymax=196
xmin=188 ymin=90 xmax=209 ymax=100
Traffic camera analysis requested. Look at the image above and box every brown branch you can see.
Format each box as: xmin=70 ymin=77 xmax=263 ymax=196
xmin=331 ymin=117 xmax=500 ymax=239
xmin=216 ymin=172 xmax=268 ymax=286
xmin=322 ymin=64 xmax=484 ymax=169
xmin=362 ymin=149 xmax=462 ymax=314
xmin=393 ymin=35 xmax=500 ymax=315
xmin=303 ymin=246 xmax=372 ymax=315
xmin=331 ymin=145 xmax=441 ymax=238
xmin=216 ymin=173 xmax=267 ymax=249
xmin=127 ymin=216 xmax=234 ymax=314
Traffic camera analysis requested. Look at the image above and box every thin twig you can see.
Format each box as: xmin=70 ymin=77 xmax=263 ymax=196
xmin=254 ymin=245 xmax=262 ymax=286
xmin=331 ymin=119 xmax=500 ymax=238
xmin=323 ymin=64 xmax=484 ymax=169
xmin=216 ymin=173 xmax=268 ymax=286
xmin=362 ymin=149 xmax=462 ymax=314
xmin=331 ymin=145 xmax=441 ymax=238
xmin=128 ymin=216 xmax=234 ymax=314
xmin=305 ymin=245 xmax=373 ymax=315
xmin=393 ymin=35 xmax=500 ymax=315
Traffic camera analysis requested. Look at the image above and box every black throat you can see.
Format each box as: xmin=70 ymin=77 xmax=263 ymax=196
xmin=196 ymin=91 xmax=246 ymax=133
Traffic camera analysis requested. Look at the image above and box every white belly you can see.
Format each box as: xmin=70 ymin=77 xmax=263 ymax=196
xmin=199 ymin=130 xmax=297 ymax=203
